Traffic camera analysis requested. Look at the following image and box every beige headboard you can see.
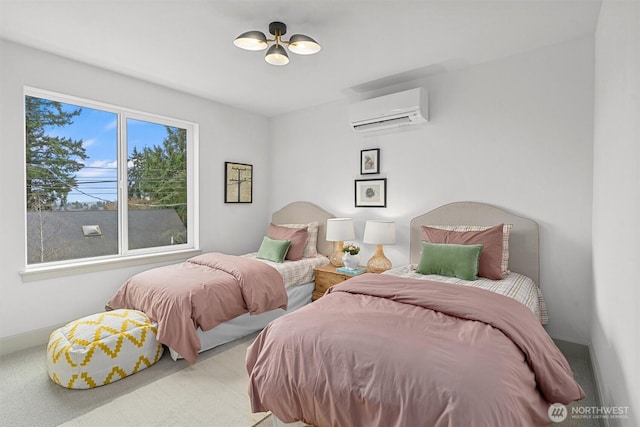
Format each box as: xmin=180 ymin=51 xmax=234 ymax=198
xmin=271 ymin=201 xmax=335 ymax=257
xmin=410 ymin=202 xmax=539 ymax=283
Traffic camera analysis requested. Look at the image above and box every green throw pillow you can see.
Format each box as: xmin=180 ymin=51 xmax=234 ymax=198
xmin=417 ymin=241 xmax=483 ymax=281
xmin=257 ymin=236 xmax=291 ymax=263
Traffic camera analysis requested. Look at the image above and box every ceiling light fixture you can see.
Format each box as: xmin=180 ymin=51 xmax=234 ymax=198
xmin=234 ymin=21 xmax=321 ymax=66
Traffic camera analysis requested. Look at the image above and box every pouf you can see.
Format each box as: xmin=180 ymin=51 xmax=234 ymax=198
xmin=47 ymin=309 xmax=164 ymax=389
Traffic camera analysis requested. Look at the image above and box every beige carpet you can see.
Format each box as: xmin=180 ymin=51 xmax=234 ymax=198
xmin=1 ymin=331 xmax=599 ymax=427
xmin=254 ymin=415 xmax=312 ymax=427
xmin=253 ymin=414 xmax=276 ymax=427
xmin=59 ymin=339 xmax=269 ymax=427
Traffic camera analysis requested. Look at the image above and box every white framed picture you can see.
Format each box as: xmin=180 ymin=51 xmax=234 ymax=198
xmin=355 ymin=178 xmax=387 ymax=208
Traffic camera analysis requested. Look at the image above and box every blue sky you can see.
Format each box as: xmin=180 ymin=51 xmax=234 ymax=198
xmin=46 ymin=102 xmax=170 ymax=203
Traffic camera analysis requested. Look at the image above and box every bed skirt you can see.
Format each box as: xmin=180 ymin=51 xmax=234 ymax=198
xmin=169 ymin=281 xmax=314 ymax=360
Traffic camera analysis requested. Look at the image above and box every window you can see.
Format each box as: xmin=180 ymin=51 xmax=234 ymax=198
xmin=25 ymin=88 xmax=197 ymax=268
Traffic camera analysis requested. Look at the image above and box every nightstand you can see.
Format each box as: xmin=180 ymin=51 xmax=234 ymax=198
xmin=312 ymin=264 xmax=365 ymax=301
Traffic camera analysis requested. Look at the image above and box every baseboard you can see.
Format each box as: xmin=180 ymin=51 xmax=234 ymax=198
xmin=0 ymin=323 xmax=65 ymax=356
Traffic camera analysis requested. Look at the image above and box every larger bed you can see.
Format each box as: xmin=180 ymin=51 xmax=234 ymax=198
xmin=246 ymin=202 xmax=585 ymax=426
xmin=106 ymin=201 xmax=334 ymax=363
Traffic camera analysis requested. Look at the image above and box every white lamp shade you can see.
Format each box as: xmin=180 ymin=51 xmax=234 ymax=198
xmin=363 ymin=220 xmax=396 ymax=245
xmin=326 ymin=218 xmax=355 ymax=242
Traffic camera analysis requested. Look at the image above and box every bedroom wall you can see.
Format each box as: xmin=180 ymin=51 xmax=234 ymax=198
xmin=269 ymin=36 xmax=595 ymax=345
xmin=0 ymin=40 xmax=270 ymax=344
xmin=592 ymin=0 xmax=640 ymax=424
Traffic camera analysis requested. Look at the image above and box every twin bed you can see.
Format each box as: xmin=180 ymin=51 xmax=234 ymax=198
xmin=106 ymin=201 xmax=334 ymax=363
xmin=106 ymin=200 xmax=585 ymax=425
xmin=245 ymin=202 xmax=585 ymax=426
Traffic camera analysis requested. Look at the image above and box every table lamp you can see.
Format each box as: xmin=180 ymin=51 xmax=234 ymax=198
xmin=326 ymin=218 xmax=355 ymax=267
xmin=363 ymin=220 xmax=396 ymax=273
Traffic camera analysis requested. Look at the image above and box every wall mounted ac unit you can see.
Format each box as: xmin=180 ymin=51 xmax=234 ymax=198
xmin=348 ymin=87 xmax=429 ymax=133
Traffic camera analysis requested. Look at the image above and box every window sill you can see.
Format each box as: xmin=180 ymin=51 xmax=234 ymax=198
xmin=19 ymin=249 xmax=202 ymax=282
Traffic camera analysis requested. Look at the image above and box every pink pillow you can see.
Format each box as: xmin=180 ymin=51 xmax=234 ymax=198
xmin=267 ymin=224 xmax=308 ymax=261
xmin=421 ymin=224 xmax=504 ymax=280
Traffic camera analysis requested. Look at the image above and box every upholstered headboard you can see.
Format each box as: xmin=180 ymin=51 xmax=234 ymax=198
xmin=409 ymin=202 xmax=539 ymax=283
xmin=271 ymin=201 xmax=335 ymax=257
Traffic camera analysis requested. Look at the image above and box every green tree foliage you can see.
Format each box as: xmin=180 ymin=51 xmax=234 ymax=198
xmin=25 ymin=96 xmax=87 ymax=210
xmin=128 ymin=126 xmax=187 ymax=224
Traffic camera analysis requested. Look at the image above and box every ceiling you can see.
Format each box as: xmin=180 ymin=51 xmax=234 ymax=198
xmin=0 ymin=0 xmax=601 ymax=117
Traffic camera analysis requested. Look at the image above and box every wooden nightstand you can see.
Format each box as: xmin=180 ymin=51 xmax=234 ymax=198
xmin=312 ymin=264 xmax=365 ymax=301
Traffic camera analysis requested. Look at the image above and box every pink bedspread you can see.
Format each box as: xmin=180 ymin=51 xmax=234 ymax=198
xmin=106 ymin=253 xmax=287 ymax=363
xmin=246 ymin=273 xmax=584 ymax=427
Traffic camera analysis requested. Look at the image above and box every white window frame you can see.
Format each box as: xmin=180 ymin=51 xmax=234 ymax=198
xmin=22 ymin=87 xmax=199 ymax=276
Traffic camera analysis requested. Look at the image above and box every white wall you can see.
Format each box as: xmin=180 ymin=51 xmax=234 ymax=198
xmin=592 ymin=0 xmax=640 ymax=424
xmin=0 ymin=40 xmax=270 ymax=341
xmin=270 ymin=37 xmax=595 ymax=344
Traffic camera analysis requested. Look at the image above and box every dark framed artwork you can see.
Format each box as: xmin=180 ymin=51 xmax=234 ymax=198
xmin=360 ymin=148 xmax=380 ymax=175
xmin=225 ymin=162 xmax=253 ymax=203
xmin=355 ymin=178 xmax=387 ymax=208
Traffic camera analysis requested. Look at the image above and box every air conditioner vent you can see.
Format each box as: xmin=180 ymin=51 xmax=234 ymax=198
xmin=348 ymin=88 xmax=428 ymax=133
xmin=352 ymin=115 xmax=413 ymax=131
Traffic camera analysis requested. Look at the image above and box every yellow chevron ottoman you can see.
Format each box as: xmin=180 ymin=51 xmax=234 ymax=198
xmin=47 ymin=309 xmax=164 ymax=389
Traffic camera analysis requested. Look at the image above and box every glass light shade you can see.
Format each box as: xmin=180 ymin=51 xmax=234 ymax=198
xmin=288 ymin=34 xmax=321 ymax=55
xmin=363 ymin=220 xmax=396 ymax=245
xmin=367 ymin=245 xmax=392 ymax=273
xmin=265 ymin=44 xmax=289 ymax=66
xmin=233 ymin=31 xmax=268 ymax=51
xmin=330 ymin=241 xmax=345 ymax=267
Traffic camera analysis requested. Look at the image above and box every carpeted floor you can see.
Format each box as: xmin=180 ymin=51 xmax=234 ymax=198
xmin=1 ymin=332 xmax=601 ymax=427
xmin=253 ymin=415 xmax=276 ymax=427
xmin=563 ymin=356 xmax=603 ymax=427
xmin=0 ymin=333 xmax=266 ymax=427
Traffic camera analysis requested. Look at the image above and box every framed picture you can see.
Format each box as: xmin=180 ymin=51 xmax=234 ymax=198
xmin=225 ymin=162 xmax=253 ymax=203
xmin=360 ymin=148 xmax=380 ymax=175
xmin=355 ymin=178 xmax=387 ymax=208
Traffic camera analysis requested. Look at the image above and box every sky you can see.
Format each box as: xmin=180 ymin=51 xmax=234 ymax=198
xmin=44 ymin=101 xmax=170 ymax=204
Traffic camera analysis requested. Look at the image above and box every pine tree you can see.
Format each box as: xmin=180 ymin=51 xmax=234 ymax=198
xmin=127 ymin=126 xmax=187 ymax=224
xmin=25 ymin=96 xmax=87 ymax=210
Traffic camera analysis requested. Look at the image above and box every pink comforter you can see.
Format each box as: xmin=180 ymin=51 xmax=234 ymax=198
xmin=106 ymin=253 xmax=287 ymax=363
xmin=246 ymin=273 xmax=584 ymax=427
